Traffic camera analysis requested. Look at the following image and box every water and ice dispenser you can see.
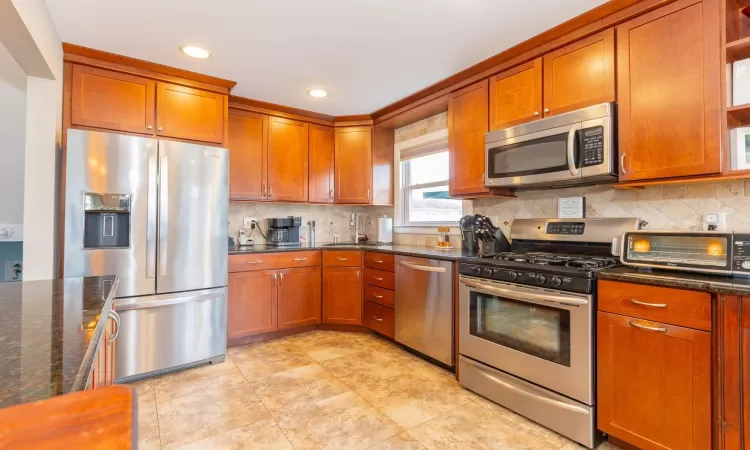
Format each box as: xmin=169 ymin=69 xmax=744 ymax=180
xmin=83 ymin=193 xmax=131 ymax=249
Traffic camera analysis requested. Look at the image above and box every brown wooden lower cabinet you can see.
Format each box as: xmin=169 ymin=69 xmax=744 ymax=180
xmin=322 ymin=267 xmax=362 ymax=325
xmin=227 ymin=270 xmax=278 ymax=339
xmin=278 ymin=267 xmax=322 ymax=330
xmin=597 ymin=310 xmax=711 ymax=450
xmin=88 ymin=307 xmax=118 ymax=389
xmin=720 ymin=295 xmax=750 ymax=450
xmin=363 ymin=301 xmax=394 ymax=338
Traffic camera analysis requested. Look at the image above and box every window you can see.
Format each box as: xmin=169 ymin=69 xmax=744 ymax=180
xmin=401 ymin=151 xmax=462 ymax=225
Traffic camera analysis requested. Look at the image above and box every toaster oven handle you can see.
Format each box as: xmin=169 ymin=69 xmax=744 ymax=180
xmin=611 ymin=236 xmax=620 ymax=257
xmin=567 ymin=127 xmax=579 ymax=176
xmin=461 ymin=278 xmax=589 ymax=306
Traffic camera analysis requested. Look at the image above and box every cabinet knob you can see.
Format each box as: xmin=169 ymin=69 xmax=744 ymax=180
xmin=158 ymin=127 xmax=163 ymax=132
xmin=147 ymin=125 xmax=153 ymax=130
xmin=533 ymin=111 xmax=540 ymax=116
xmin=621 ymin=153 xmax=627 ymax=175
xmin=544 ymin=108 xmax=550 ymax=114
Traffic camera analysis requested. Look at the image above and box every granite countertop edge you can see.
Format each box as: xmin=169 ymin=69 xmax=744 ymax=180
xmin=598 ymin=268 xmax=750 ymax=296
xmin=71 ymin=276 xmax=120 ymax=392
xmin=229 ymin=244 xmax=469 ymax=261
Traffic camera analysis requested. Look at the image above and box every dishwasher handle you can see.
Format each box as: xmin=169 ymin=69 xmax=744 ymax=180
xmin=399 ymin=261 xmax=447 ymax=273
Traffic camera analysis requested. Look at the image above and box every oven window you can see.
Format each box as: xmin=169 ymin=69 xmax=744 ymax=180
xmin=469 ymin=291 xmax=571 ymax=366
xmin=487 ymin=132 xmax=574 ymax=178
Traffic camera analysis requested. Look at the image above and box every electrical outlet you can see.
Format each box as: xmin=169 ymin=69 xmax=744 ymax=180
xmin=243 ymin=217 xmax=256 ymax=229
xmin=703 ymin=212 xmax=726 ymax=231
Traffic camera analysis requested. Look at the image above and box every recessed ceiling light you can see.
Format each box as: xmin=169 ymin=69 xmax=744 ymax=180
xmin=180 ymin=45 xmax=210 ymax=59
xmin=308 ymin=89 xmax=327 ymax=98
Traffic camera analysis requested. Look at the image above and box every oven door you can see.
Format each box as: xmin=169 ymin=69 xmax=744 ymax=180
xmin=459 ymin=275 xmax=593 ymax=404
xmin=485 ymin=123 xmax=581 ymax=187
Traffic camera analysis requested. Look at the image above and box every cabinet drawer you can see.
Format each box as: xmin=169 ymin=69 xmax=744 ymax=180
xmin=229 ymin=251 xmax=321 ymax=272
xmin=598 ymin=280 xmax=711 ymax=331
xmin=323 ymin=251 xmax=362 ymax=267
xmin=364 ymin=252 xmax=395 ymax=272
xmin=364 ymin=268 xmax=395 ymax=290
xmin=363 ymin=301 xmax=395 ymax=338
xmin=364 ymin=284 xmax=394 ymax=308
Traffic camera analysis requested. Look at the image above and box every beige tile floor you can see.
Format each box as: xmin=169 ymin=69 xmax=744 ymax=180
xmin=127 ymin=330 xmax=618 ymax=450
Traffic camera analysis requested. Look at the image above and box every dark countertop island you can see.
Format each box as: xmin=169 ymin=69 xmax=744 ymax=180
xmin=229 ymin=243 xmax=471 ymax=261
xmin=0 ymin=276 xmax=119 ymax=408
xmin=599 ymin=266 xmax=750 ymax=296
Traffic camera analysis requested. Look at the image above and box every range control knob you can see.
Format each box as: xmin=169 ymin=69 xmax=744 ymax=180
xmin=536 ymin=274 xmax=547 ymax=285
xmin=742 ymin=260 xmax=750 ymax=270
xmin=551 ymin=276 xmax=562 ymax=286
xmin=508 ymin=271 xmax=518 ymax=280
xmin=483 ymin=267 xmax=493 ymax=276
xmin=472 ymin=266 xmax=482 ymax=275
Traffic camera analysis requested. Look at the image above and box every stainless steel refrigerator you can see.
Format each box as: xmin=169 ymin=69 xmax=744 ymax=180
xmin=63 ymin=129 xmax=228 ymax=382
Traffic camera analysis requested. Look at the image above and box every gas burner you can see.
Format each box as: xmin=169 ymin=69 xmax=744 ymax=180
xmin=481 ymin=251 xmax=619 ymax=271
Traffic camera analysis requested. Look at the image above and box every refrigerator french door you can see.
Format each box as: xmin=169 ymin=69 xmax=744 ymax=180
xmin=64 ymin=129 xmax=228 ymax=381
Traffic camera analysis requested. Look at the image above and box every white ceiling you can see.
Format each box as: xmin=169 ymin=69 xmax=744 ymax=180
xmin=45 ymin=0 xmax=607 ymax=116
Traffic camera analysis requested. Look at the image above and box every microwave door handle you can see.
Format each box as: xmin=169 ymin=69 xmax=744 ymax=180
xmin=567 ymin=127 xmax=579 ymax=176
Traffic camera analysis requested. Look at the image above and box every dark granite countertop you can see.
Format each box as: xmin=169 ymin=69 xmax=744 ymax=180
xmin=0 ymin=276 xmax=119 ymax=408
xmin=599 ymin=266 xmax=750 ymax=296
xmin=229 ymin=243 xmax=471 ymax=261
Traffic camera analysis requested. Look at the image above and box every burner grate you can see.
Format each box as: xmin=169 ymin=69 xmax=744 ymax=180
xmin=482 ymin=251 xmax=618 ymax=271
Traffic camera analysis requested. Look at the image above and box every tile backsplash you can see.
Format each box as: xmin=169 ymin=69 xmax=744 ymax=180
xmin=228 ymin=203 xmax=391 ymax=244
xmin=474 ymin=180 xmax=750 ymax=238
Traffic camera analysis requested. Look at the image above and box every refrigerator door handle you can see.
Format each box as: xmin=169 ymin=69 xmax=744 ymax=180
xmin=158 ymin=155 xmax=169 ymax=277
xmin=146 ymin=155 xmax=158 ymax=278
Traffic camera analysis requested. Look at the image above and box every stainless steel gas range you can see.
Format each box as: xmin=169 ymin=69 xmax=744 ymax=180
xmin=458 ymin=218 xmax=640 ymax=448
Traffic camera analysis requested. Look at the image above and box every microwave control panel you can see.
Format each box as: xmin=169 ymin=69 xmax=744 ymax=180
xmin=733 ymin=234 xmax=750 ymax=274
xmin=581 ymin=126 xmax=604 ymax=167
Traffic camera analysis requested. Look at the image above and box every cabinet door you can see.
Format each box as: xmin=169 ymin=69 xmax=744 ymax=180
xmin=488 ymin=58 xmax=542 ymax=131
xmin=543 ymin=29 xmax=615 ymax=116
xmin=227 ymin=270 xmax=277 ymax=339
xmin=322 ymin=267 xmax=362 ymax=325
xmin=449 ymin=80 xmax=490 ymax=196
xmin=334 ymin=127 xmax=372 ymax=204
xmin=309 ymin=124 xmax=335 ymax=203
xmin=71 ymin=65 xmax=156 ymax=134
xmin=267 ymin=117 xmax=309 ymax=202
xmin=228 ymin=111 xmax=267 ymax=200
xmin=598 ymin=311 xmax=710 ymax=449
xmin=156 ymin=82 xmax=225 ymax=144
xmin=278 ymin=267 xmax=322 ymax=329
xmin=720 ymin=296 xmax=750 ymax=450
xmin=617 ymin=0 xmax=720 ymax=181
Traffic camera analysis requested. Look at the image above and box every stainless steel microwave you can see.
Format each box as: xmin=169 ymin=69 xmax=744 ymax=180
xmin=484 ymin=103 xmax=617 ymax=189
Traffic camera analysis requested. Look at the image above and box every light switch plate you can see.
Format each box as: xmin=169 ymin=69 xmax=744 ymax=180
xmin=243 ymin=217 xmax=256 ymax=229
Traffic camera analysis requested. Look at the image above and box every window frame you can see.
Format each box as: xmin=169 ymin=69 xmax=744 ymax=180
xmin=400 ymin=155 xmax=462 ymax=227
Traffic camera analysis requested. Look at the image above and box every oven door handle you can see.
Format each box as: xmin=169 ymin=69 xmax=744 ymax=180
xmin=461 ymin=278 xmax=589 ymax=306
xmin=567 ymin=126 xmax=580 ymax=176
xmin=462 ymin=357 xmax=591 ymax=416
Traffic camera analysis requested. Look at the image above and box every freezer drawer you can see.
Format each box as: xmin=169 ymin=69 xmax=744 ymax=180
xmin=395 ymin=256 xmax=454 ymax=366
xmin=114 ymin=288 xmax=227 ymax=381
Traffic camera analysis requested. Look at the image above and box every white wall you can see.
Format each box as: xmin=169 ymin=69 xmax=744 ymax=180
xmin=0 ymin=41 xmax=27 ymax=226
xmin=1 ymin=0 xmax=63 ymax=280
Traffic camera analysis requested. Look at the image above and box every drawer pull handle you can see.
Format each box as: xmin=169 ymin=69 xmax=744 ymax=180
xmin=630 ymin=299 xmax=667 ymax=308
xmin=373 ymin=316 xmax=384 ymax=322
xmin=373 ymin=294 xmax=383 ymax=299
xmin=374 ymin=260 xmax=383 ymax=263
xmin=244 ymin=261 xmax=262 ymax=264
xmin=293 ymin=258 xmax=308 ymax=262
xmin=336 ymin=257 xmax=348 ymax=261
xmin=629 ymin=321 xmax=667 ymax=333
xmin=374 ymin=277 xmax=384 ymax=281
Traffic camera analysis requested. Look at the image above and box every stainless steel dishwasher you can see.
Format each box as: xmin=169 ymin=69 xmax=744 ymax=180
xmin=395 ymin=255 xmax=454 ymax=366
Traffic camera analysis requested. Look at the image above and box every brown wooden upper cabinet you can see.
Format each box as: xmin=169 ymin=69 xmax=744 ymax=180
xmin=267 ymin=116 xmax=309 ymax=202
xmin=69 ymin=64 xmax=228 ymax=145
xmin=156 ymin=82 xmax=225 ymax=144
xmin=449 ymin=79 xmax=490 ymax=196
xmin=71 ymin=65 xmax=156 ymax=135
xmin=335 ymin=126 xmax=372 ymax=204
xmin=543 ymin=28 xmax=615 ymax=117
xmin=489 ymin=59 xmax=542 ymax=131
xmin=309 ymin=124 xmax=335 ymax=203
xmin=228 ymin=111 xmax=267 ymax=201
xmin=616 ymin=0 xmax=721 ymax=181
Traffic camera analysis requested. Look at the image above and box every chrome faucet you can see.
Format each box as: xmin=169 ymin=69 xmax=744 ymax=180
xmin=351 ymin=212 xmax=365 ymax=243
